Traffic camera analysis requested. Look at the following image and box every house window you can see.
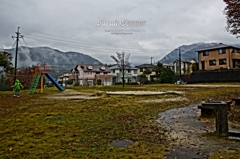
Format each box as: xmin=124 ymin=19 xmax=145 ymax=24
xmin=88 ymin=72 xmax=92 ymax=75
xmin=128 ymin=69 xmax=131 ymax=73
xmin=219 ymin=48 xmax=226 ymax=54
xmin=96 ymin=72 xmax=100 ymax=74
xmin=209 ymin=60 xmax=216 ymax=66
xmin=134 ymin=70 xmax=137 ymax=74
xmin=140 ymin=68 xmax=143 ymax=72
xmin=112 ymin=69 xmax=115 ymax=73
xmin=219 ymin=59 xmax=226 ymax=65
xmin=203 ymin=51 xmax=209 ymax=56
xmin=232 ymin=49 xmax=240 ymax=53
xmin=75 ymin=72 xmax=80 ymax=75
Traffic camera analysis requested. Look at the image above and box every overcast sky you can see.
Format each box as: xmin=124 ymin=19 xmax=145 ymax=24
xmin=0 ymin=0 xmax=239 ymax=64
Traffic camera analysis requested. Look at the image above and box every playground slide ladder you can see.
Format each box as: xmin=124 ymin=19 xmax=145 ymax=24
xmin=29 ymin=74 xmax=41 ymax=94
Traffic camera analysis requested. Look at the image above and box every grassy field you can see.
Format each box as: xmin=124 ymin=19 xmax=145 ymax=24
xmin=0 ymin=84 xmax=240 ymax=158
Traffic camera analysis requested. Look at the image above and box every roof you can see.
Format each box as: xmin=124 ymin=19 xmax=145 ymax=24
xmin=162 ymin=63 xmax=174 ymax=66
xmin=77 ymin=64 xmax=111 ymax=72
xmin=135 ymin=64 xmax=156 ymax=68
xmin=173 ymin=58 xmax=196 ymax=63
xmin=109 ymin=65 xmax=138 ymax=70
xmin=196 ymin=43 xmax=240 ymax=52
xmin=58 ymin=73 xmax=71 ymax=78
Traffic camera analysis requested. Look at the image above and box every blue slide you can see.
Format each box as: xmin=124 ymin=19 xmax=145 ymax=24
xmin=45 ymin=73 xmax=65 ymax=91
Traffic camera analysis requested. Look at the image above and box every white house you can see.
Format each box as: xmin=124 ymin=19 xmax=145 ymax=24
xmin=58 ymin=73 xmax=71 ymax=86
xmin=162 ymin=63 xmax=174 ymax=71
xmin=109 ymin=65 xmax=138 ymax=84
xmin=173 ymin=59 xmax=197 ymax=75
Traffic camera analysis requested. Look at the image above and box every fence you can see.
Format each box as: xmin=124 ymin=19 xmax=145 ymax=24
xmin=0 ymin=74 xmax=35 ymax=91
xmin=188 ymin=69 xmax=240 ymax=83
xmin=0 ymin=74 xmax=11 ymax=91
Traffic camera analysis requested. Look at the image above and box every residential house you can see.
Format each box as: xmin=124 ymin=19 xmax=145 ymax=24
xmin=70 ymin=63 xmax=112 ymax=86
xmin=173 ymin=59 xmax=197 ymax=75
xmin=196 ymin=43 xmax=240 ymax=70
xmin=58 ymin=73 xmax=71 ymax=86
xmin=135 ymin=64 xmax=156 ymax=82
xmin=109 ymin=65 xmax=138 ymax=84
xmin=162 ymin=63 xmax=174 ymax=71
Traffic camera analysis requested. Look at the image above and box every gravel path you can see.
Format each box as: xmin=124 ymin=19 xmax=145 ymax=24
xmin=157 ymin=104 xmax=240 ymax=159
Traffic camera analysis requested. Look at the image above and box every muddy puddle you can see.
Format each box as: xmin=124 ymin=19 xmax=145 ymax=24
xmin=157 ymin=104 xmax=240 ymax=159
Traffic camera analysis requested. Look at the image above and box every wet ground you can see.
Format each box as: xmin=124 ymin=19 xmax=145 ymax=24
xmin=157 ymin=104 xmax=240 ymax=159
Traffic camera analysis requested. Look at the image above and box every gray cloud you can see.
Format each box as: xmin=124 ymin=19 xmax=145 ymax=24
xmin=0 ymin=0 xmax=239 ymax=65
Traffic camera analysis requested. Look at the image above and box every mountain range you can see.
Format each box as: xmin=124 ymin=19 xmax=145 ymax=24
xmin=5 ymin=46 xmax=102 ymax=74
xmin=4 ymin=42 xmax=240 ymax=75
xmin=159 ymin=42 xmax=240 ymax=64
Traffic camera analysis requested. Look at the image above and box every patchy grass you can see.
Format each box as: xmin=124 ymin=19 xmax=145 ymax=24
xmin=210 ymin=150 xmax=240 ymax=159
xmin=1 ymin=84 xmax=240 ymax=158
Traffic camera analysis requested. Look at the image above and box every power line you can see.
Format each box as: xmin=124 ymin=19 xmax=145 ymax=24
xmin=21 ymin=27 xmax=170 ymax=51
xmin=24 ymin=35 xmax=168 ymax=55
xmin=18 ymin=27 xmax=168 ymax=65
xmin=24 ymin=34 xmax=167 ymax=51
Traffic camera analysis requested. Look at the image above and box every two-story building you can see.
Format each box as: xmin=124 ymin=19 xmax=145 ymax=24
xmin=173 ymin=59 xmax=197 ymax=75
xmin=196 ymin=43 xmax=240 ymax=70
xmin=70 ymin=63 xmax=112 ymax=86
xmin=162 ymin=63 xmax=174 ymax=71
xmin=135 ymin=64 xmax=156 ymax=82
xmin=57 ymin=73 xmax=71 ymax=86
xmin=109 ymin=65 xmax=138 ymax=84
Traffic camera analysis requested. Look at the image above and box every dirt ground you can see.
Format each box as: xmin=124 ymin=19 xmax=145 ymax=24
xmin=44 ymin=87 xmax=240 ymax=158
xmin=181 ymin=84 xmax=240 ymax=88
xmin=43 ymin=89 xmax=100 ymax=100
xmin=106 ymin=90 xmax=184 ymax=95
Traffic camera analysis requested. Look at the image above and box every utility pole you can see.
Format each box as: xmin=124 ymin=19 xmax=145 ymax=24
xmin=151 ymin=57 xmax=154 ymax=64
xmin=13 ymin=27 xmax=22 ymax=83
xmin=179 ymin=46 xmax=181 ymax=82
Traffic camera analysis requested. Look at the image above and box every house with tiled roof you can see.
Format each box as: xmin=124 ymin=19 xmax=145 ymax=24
xmin=135 ymin=64 xmax=156 ymax=82
xmin=196 ymin=43 xmax=240 ymax=70
xmin=109 ymin=65 xmax=138 ymax=84
xmin=69 ymin=63 xmax=112 ymax=86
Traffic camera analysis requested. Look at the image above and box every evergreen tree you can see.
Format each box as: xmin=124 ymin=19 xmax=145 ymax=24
xmin=155 ymin=62 xmax=175 ymax=83
xmin=0 ymin=51 xmax=14 ymax=74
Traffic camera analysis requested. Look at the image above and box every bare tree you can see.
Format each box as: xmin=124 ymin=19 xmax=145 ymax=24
xmin=111 ymin=52 xmax=131 ymax=87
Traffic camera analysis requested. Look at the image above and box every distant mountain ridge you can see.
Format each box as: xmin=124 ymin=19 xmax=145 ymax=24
xmin=159 ymin=42 xmax=240 ymax=64
xmin=5 ymin=43 xmax=240 ymax=75
xmin=5 ymin=46 xmax=102 ymax=74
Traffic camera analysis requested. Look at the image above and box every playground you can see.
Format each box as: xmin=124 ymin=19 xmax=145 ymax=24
xmin=0 ymin=64 xmax=65 ymax=93
xmin=0 ymin=84 xmax=240 ymax=158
